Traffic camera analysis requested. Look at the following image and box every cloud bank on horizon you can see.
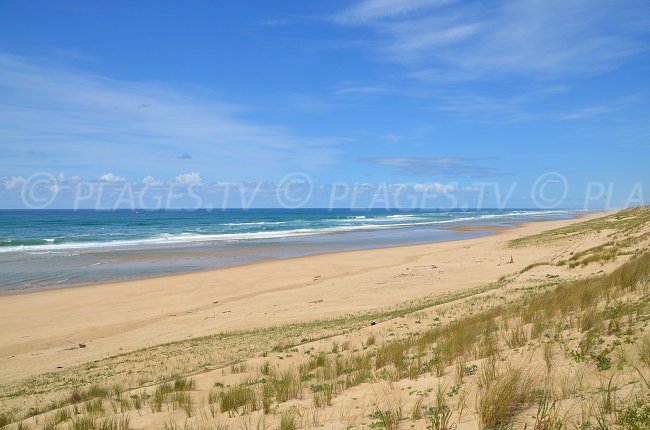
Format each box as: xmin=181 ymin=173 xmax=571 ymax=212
xmin=0 ymin=0 xmax=649 ymax=208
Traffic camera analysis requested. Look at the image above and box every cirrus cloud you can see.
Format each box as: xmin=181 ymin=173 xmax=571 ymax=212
xmin=0 ymin=54 xmax=343 ymax=182
xmin=333 ymin=0 xmax=650 ymax=80
xmin=362 ymin=156 xmax=505 ymax=177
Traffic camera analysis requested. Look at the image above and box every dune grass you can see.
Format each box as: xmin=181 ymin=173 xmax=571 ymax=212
xmin=219 ymin=386 xmax=257 ymax=416
xmin=509 ymin=206 xmax=650 ymax=248
xmin=167 ymin=249 xmax=649 ymax=428
xmin=0 ymin=279 xmax=505 ymax=421
xmin=477 ymin=363 xmax=540 ymax=429
xmin=2 ymin=208 xmax=650 ymax=429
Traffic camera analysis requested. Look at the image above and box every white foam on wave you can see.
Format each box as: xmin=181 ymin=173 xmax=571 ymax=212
xmin=223 ymin=221 xmax=286 ymax=226
xmin=26 ymin=250 xmax=81 ymax=257
xmin=2 ymin=229 xmax=330 ymax=253
xmin=0 ymin=210 xmax=575 ymax=254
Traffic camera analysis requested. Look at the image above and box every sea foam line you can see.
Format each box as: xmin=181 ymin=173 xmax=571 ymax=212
xmin=0 ymin=210 xmax=574 ymax=253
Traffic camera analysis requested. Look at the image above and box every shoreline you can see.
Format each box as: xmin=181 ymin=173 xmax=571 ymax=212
xmin=0 ymin=211 xmax=610 ymax=386
xmin=0 ymin=210 xmax=589 ymax=296
xmin=0 ymin=223 xmax=495 ymax=297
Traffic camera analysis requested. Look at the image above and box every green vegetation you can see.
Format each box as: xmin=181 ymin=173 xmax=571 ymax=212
xmin=477 ymin=363 xmax=539 ymax=429
xmin=218 ymin=386 xmax=256 ymax=415
xmin=509 ymin=206 xmax=650 ymax=248
xmin=278 ymin=408 xmax=300 ymax=430
xmin=423 ymin=404 xmax=453 ymax=430
xmin=368 ymin=406 xmax=402 ymax=430
xmin=0 ymin=278 xmax=505 ymax=420
xmin=2 ymin=208 xmax=650 ymax=429
xmin=149 ymin=378 xmax=196 ymax=413
xmin=619 ymin=396 xmax=650 ymax=430
xmin=174 ymin=250 xmax=649 ymax=429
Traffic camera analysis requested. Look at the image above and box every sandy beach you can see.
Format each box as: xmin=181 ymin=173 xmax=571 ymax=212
xmin=3 ymin=4 xmax=649 ymax=427
xmin=0 ymin=212 xmax=608 ymax=386
xmin=2 ymin=207 xmax=650 ymax=430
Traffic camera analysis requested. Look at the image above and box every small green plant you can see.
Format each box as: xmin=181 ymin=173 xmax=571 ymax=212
xmin=447 ymin=384 xmax=461 ymax=397
xmin=618 ymin=396 xmax=650 ymax=430
xmin=567 ymin=349 xmax=585 ymax=363
xmin=592 ymin=352 xmax=612 ymax=371
xmin=311 ymin=383 xmax=335 ymax=408
xmin=464 ymin=364 xmax=478 ymax=376
xmin=579 ymin=330 xmax=602 ymax=356
xmin=368 ymin=407 xmax=402 ymax=430
xmin=423 ymin=405 xmax=454 ymax=430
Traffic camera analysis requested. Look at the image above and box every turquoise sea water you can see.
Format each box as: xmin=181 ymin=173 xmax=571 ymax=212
xmin=0 ymin=209 xmax=575 ymax=291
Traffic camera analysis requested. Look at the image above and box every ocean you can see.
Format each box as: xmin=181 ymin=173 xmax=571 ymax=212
xmin=0 ymin=209 xmax=576 ymax=292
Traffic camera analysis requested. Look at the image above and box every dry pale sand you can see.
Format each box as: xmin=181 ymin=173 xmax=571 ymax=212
xmin=0 ymin=212 xmax=609 ymax=386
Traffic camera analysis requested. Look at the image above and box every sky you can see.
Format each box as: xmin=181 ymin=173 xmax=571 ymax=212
xmin=0 ymin=0 xmax=649 ymax=209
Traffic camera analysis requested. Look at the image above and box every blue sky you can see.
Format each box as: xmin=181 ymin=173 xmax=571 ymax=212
xmin=0 ymin=0 xmax=649 ymax=209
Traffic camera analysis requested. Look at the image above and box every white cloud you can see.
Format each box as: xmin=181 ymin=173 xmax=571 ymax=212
xmin=99 ymin=173 xmax=126 ymax=183
xmin=0 ymin=54 xmax=341 ymax=181
xmin=334 ymin=0 xmax=650 ymax=80
xmin=559 ymin=97 xmax=638 ymax=121
xmin=332 ymin=84 xmax=392 ymax=96
xmin=335 ymin=0 xmax=455 ymax=24
xmin=175 ymin=172 xmax=202 ymax=185
xmin=328 ymin=1 xmax=649 ymax=124
xmin=413 ymin=182 xmax=457 ymax=193
xmin=3 ymin=176 xmax=25 ymax=190
xmin=461 ymin=185 xmax=481 ymax=193
xmin=363 ymin=156 xmax=504 ymax=177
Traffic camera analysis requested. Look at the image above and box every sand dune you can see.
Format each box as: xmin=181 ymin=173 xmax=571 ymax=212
xmin=0 ymin=213 xmax=606 ymax=384
xmin=3 ymin=209 xmax=650 ymax=430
